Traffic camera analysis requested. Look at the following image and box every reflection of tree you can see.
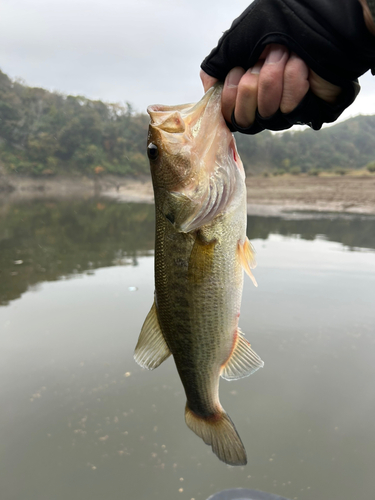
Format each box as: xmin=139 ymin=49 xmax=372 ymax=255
xmin=0 ymin=200 xmax=155 ymax=305
xmin=1 ymin=199 xmax=375 ymax=306
xmin=247 ymin=215 xmax=375 ymax=251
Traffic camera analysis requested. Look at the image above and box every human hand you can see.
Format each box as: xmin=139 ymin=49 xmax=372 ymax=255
xmin=200 ymin=44 xmax=342 ymax=129
xmin=358 ymin=0 xmax=375 ymax=35
xmin=200 ymin=0 xmax=372 ymax=134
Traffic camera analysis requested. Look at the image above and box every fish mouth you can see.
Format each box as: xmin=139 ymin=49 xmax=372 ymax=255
xmin=147 ymin=84 xmax=223 ymax=134
xmin=148 ymin=85 xmax=245 ymax=232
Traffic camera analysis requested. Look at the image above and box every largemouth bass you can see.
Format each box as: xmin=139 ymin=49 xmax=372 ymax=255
xmin=134 ymin=84 xmax=263 ymax=466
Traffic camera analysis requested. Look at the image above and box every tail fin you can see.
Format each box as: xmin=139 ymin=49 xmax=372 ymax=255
xmin=185 ymin=404 xmax=247 ymax=466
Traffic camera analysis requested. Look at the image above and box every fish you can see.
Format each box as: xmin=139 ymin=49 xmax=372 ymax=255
xmin=134 ymin=84 xmax=263 ymax=466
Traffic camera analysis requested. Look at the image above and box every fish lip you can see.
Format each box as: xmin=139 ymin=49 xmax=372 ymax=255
xmin=147 ymin=84 xmax=223 ymax=128
xmin=147 ymin=102 xmax=195 ymax=126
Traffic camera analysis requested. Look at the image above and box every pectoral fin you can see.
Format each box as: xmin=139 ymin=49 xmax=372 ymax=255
xmin=221 ymin=329 xmax=264 ymax=381
xmin=188 ymin=232 xmax=217 ymax=284
xmin=134 ymin=301 xmax=171 ymax=370
xmin=238 ymin=237 xmax=258 ymax=287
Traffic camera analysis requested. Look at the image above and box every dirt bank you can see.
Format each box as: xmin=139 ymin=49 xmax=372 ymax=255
xmin=245 ymin=175 xmax=375 ymax=216
xmin=2 ymin=173 xmax=375 ymax=216
xmin=107 ymin=174 xmax=375 ymax=216
xmin=0 ymin=174 xmax=153 ymax=203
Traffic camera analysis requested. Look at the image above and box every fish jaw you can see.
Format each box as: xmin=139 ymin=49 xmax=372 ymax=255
xmin=147 ymin=85 xmax=245 ymax=233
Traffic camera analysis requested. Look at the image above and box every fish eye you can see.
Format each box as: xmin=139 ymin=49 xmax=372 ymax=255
xmin=147 ymin=143 xmax=159 ymax=160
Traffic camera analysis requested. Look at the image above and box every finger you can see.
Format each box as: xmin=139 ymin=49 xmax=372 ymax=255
xmin=200 ymin=69 xmax=218 ymax=93
xmin=309 ymin=70 xmax=341 ymax=103
xmin=280 ymin=53 xmax=309 ymax=114
xmin=358 ymin=0 xmax=375 ymax=36
xmin=257 ymin=44 xmax=289 ymax=117
xmin=233 ymin=64 xmax=262 ymax=128
xmin=221 ymin=67 xmax=245 ymax=123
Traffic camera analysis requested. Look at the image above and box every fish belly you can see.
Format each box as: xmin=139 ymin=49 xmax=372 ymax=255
xmin=153 ymin=206 xmax=251 ymax=465
xmin=155 ymin=208 xmax=244 ymax=415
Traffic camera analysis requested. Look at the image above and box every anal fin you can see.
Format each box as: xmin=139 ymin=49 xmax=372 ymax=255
xmin=134 ymin=301 xmax=171 ymax=370
xmin=238 ymin=237 xmax=258 ymax=287
xmin=221 ymin=329 xmax=264 ymax=381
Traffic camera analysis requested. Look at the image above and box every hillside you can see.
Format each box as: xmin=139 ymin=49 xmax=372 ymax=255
xmin=1 ymin=69 xmax=375 ymax=177
xmin=0 ymin=70 xmax=149 ymax=177
xmin=235 ymin=115 xmax=375 ymax=174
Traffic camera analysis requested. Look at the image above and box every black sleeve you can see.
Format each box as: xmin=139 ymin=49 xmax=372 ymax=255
xmin=201 ymin=0 xmax=375 ymax=133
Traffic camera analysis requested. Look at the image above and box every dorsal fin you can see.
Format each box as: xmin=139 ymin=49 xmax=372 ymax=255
xmin=221 ymin=329 xmax=264 ymax=381
xmin=134 ymin=301 xmax=171 ymax=370
xmin=237 ymin=237 xmax=258 ymax=287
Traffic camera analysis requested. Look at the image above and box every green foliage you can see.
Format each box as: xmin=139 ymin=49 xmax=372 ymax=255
xmin=0 ymin=70 xmax=148 ymax=176
xmin=235 ymin=116 xmax=375 ymax=174
xmin=334 ymin=166 xmax=348 ymax=176
xmin=290 ymin=166 xmax=301 ymax=175
xmin=2 ymin=68 xmax=375 ymax=176
xmin=308 ymin=168 xmax=322 ymax=176
xmin=366 ymin=161 xmax=375 ymax=173
xmin=281 ymin=158 xmax=291 ymax=170
xmin=273 ymin=168 xmax=286 ymax=176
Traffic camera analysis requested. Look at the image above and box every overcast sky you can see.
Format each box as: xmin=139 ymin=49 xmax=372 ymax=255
xmin=1 ymin=0 xmax=375 ymax=124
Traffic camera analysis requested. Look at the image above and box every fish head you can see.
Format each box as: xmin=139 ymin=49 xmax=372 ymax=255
xmin=147 ymin=84 xmax=245 ymax=232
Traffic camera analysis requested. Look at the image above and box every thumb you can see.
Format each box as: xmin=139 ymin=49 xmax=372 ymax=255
xmin=200 ymin=69 xmax=218 ymax=92
xmin=309 ymin=70 xmax=341 ymax=104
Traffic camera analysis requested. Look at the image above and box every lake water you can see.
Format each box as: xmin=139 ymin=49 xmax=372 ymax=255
xmin=1 ymin=198 xmax=375 ymax=500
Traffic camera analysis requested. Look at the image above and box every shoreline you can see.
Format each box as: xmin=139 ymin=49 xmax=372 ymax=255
xmin=1 ymin=174 xmax=375 ymax=217
xmin=104 ymin=174 xmax=375 ymax=217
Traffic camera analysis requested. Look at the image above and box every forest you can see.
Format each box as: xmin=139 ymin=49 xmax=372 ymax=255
xmin=1 ymin=69 xmax=375 ymax=177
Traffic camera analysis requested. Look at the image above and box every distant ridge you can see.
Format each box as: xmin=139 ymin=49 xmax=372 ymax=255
xmin=1 ymin=69 xmax=375 ymax=176
xmin=0 ymin=69 xmax=149 ymax=177
xmin=235 ymin=114 xmax=375 ymax=174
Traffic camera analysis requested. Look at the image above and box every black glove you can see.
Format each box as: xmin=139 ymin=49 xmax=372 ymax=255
xmin=201 ymin=0 xmax=375 ymax=134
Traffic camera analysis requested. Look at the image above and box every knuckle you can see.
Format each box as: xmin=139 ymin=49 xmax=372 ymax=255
xmin=259 ymin=72 xmax=279 ymax=93
xmin=221 ymin=91 xmax=236 ymax=122
xmin=284 ymin=65 xmax=301 ymax=82
xmin=237 ymin=78 xmax=257 ymax=99
xmin=222 ymin=90 xmax=236 ymax=110
xmin=284 ymin=58 xmax=308 ymax=82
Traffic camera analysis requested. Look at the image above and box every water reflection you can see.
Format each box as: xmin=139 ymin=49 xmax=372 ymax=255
xmin=1 ymin=197 xmax=375 ymax=500
xmin=247 ymin=214 xmax=375 ymax=250
xmin=1 ymin=198 xmax=375 ymax=305
xmin=0 ymin=199 xmax=154 ymax=305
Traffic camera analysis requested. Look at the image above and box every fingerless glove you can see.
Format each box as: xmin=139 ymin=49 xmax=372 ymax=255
xmin=201 ymin=0 xmax=375 ymax=132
